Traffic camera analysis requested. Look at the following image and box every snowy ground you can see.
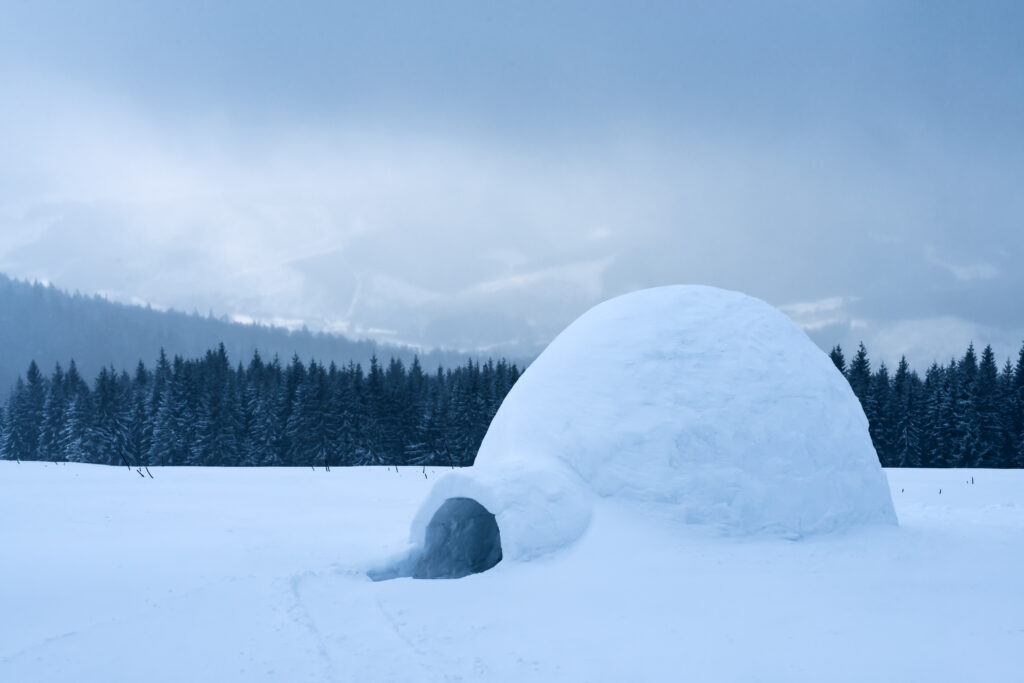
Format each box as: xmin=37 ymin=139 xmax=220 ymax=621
xmin=2 ymin=463 xmax=1022 ymax=682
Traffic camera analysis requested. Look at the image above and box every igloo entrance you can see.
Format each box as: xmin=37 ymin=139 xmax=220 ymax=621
xmin=369 ymin=497 xmax=502 ymax=581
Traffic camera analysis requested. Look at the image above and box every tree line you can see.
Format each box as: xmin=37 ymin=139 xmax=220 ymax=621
xmin=830 ymin=342 xmax=1024 ymax=468
xmin=0 ymin=344 xmax=520 ymax=468
xmin=3 ymin=340 xmax=1023 ymax=469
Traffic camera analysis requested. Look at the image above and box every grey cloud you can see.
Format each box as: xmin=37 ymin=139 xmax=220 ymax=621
xmin=0 ymin=2 xmax=1022 ymax=368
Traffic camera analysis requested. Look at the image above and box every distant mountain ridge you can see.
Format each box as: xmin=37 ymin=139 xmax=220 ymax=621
xmin=0 ymin=273 xmax=480 ymax=394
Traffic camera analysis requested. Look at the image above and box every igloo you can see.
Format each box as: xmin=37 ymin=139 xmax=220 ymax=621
xmin=380 ymin=285 xmax=897 ymax=579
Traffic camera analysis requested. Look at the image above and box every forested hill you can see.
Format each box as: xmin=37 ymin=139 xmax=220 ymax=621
xmin=0 ymin=274 xmax=475 ymax=395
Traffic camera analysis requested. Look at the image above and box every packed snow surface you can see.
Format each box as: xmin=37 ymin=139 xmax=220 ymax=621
xmin=413 ymin=286 xmax=895 ymax=562
xmin=2 ymin=463 xmax=1021 ymax=683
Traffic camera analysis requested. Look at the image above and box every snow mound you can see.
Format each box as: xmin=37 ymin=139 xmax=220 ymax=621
xmin=407 ymin=285 xmax=897 ymax=568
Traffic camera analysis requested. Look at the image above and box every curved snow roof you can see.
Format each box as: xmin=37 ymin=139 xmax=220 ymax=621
xmin=411 ymin=286 xmax=897 ymax=561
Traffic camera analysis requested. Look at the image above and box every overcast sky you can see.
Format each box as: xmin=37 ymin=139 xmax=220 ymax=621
xmin=1 ymin=1 xmax=1022 ymax=368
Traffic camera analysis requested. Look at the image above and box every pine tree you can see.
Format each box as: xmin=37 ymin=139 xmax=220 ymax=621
xmin=1014 ymin=342 xmax=1024 ymax=468
xmin=940 ymin=361 xmax=963 ymax=468
xmin=847 ymin=343 xmax=871 ymax=408
xmin=87 ymin=367 xmax=131 ymax=466
xmin=361 ymin=355 xmax=387 ymax=466
xmin=920 ymin=363 xmax=944 ymax=467
xmin=974 ymin=345 xmax=1002 ymax=467
xmin=177 ymin=358 xmax=201 ymax=465
xmin=37 ymin=363 xmax=67 ymax=462
xmin=892 ymin=357 xmax=922 ymax=467
xmin=24 ymin=361 xmax=47 ymax=460
xmin=346 ymin=361 xmax=374 ymax=466
xmin=404 ymin=357 xmax=433 ymax=465
xmin=287 ymin=361 xmax=333 ymax=467
xmin=193 ymin=344 xmax=239 ymax=465
xmin=955 ymin=345 xmax=980 ymax=467
xmin=146 ymin=351 xmax=171 ymax=460
xmin=5 ymin=363 xmax=46 ymax=461
xmin=276 ymin=355 xmax=307 ymax=465
xmin=148 ymin=357 xmax=190 ymax=466
xmin=246 ymin=381 xmax=280 ymax=466
xmin=246 ymin=351 xmax=283 ymax=466
xmin=125 ymin=362 xmax=151 ymax=467
xmin=829 ymin=345 xmax=846 ymax=375
xmin=869 ymin=363 xmax=894 ymax=464
xmin=424 ymin=366 xmax=454 ymax=467
xmin=383 ymin=357 xmax=412 ymax=464
xmin=997 ymin=357 xmax=1016 ymax=468
xmin=232 ymin=362 xmax=251 ymax=465
xmin=59 ymin=392 xmax=90 ymax=463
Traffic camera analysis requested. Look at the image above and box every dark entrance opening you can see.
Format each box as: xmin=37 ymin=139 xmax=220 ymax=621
xmin=369 ymin=497 xmax=502 ymax=581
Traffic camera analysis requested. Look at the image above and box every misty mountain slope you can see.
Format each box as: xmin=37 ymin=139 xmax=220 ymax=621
xmin=0 ymin=274 xmax=477 ymax=394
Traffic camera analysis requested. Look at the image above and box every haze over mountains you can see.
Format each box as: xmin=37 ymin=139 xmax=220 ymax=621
xmin=0 ymin=273 xmax=487 ymax=394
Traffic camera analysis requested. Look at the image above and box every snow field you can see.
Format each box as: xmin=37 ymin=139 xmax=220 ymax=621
xmin=1 ymin=462 xmax=1022 ymax=682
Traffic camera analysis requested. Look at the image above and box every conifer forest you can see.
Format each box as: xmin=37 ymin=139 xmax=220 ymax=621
xmin=2 ymin=340 xmax=1023 ymax=468
xmin=0 ymin=344 xmax=519 ymax=469
xmin=829 ymin=343 xmax=1024 ymax=468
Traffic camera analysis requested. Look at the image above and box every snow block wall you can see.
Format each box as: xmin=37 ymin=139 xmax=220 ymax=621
xmin=404 ymin=285 xmax=897 ymax=573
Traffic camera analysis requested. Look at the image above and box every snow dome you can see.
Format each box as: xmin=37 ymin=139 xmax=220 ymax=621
xmin=385 ymin=286 xmax=897 ymax=578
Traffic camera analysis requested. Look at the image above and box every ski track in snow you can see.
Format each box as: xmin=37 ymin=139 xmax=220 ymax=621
xmin=287 ymin=571 xmax=338 ymax=683
xmin=286 ymin=565 xmax=448 ymax=683
xmin=372 ymin=596 xmax=429 ymax=663
xmin=0 ymin=630 xmax=78 ymax=664
xmin=291 ymin=568 xmax=447 ymax=682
